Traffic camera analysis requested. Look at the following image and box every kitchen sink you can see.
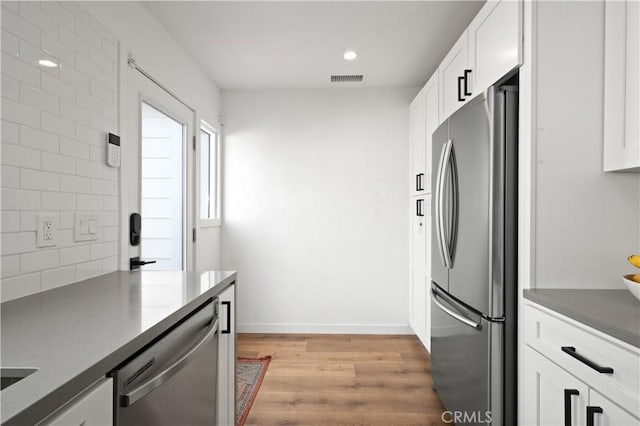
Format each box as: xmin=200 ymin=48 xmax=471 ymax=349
xmin=1 ymin=368 xmax=37 ymax=390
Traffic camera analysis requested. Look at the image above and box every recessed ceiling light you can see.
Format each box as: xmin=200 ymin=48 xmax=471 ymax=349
xmin=343 ymin=51 xmax=358 ymax=61
xmin=38 ymin=59 xmax=58 ymax=68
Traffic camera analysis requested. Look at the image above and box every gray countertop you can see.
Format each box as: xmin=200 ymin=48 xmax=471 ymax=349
xmin=1 ymin=270 xmax=236 ymax=425
xmin=523 ymin=289 xmax=640 ymax=349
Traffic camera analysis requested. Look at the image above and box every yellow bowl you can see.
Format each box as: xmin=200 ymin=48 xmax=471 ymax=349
xmin=623 ymin=275 xmax=640 ymax=302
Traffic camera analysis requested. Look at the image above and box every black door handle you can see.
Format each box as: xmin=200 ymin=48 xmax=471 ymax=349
xmin=564 ymin=389 xmax=579 ymax=426
xmin=457 ymin=76 xmax=465 ymax=102
xmin=586 ymin=406 xmax=603 ymax=426
xmin=417 ymin=173 xmax=424 ymax=191
xmin=561 ymin=346 xmax=614 ymax=374
xmin=416 ymin=199 xmax=424 ymax=217
xmin=129 ymin=257 xmax=157 ymax=270
xmin=221 ymin=301 xmax=231 ymax=334
xmin=463 ymin=69 xmax=472 ymax=96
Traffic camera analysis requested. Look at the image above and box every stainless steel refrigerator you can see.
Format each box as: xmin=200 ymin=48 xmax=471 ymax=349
xmin=430 ymin=76 xmax=518 ymax=426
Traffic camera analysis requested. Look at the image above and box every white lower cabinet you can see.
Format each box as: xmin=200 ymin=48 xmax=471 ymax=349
xmin=40 ymin=378 xmax=112 ymax=426
xmin=523 ymin=302 xmax=640 ymax=426
xmin=409 ymin=195 xmax=431 ymax=351
xmin=217 ymin=284 xmax=236 ymax=426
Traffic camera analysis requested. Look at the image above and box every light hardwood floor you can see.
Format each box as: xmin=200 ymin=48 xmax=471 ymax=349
xmin=237 ymin=334 xmax=447 ymax=425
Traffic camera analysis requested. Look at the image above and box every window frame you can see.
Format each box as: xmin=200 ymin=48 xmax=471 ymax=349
xmin=198 ymin=120 xmax=221 ymax=227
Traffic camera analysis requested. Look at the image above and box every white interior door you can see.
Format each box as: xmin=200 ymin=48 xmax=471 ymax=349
xmin=126 ymin=67 xmax=194 ymax=270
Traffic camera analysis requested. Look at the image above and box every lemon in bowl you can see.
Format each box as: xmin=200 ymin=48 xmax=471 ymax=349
xmin=623 ymin=274 xmax=640 ymax=302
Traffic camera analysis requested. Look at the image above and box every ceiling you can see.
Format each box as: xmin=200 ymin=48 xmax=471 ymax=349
xmin=144 ymin=1 xmax=484 ymax=89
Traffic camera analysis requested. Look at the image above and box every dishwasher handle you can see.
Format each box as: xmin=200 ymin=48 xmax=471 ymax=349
xmin=121 ymin=319 xmax=219 ymax=407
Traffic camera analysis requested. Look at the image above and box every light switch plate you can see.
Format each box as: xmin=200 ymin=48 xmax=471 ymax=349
xmin=36 ymin=214 xmax=57 ymax=247
xmin=74 ymin=213 xmax=98 ymax=242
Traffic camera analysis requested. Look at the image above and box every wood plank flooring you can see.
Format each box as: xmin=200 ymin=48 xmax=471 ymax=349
xmin=237 ymin=334 xmax=447 ymax=425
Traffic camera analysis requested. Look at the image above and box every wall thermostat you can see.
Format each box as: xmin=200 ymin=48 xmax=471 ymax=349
xmin=107 ymin=133 xmax=121 ymax=168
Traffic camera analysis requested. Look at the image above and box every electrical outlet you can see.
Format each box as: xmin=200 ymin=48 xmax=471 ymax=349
xmin=36 ymin=214 xmax=57 ymax=247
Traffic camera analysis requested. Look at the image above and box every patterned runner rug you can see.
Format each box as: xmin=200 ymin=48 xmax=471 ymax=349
xmin=236 ymin=356 xmax=271 ymax=426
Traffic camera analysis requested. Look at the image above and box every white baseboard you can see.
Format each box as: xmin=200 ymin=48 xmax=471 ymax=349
xmin=237 ymin=322 xmax=414 ymax=335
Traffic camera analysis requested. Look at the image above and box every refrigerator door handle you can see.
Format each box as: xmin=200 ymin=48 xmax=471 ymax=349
xmin=434 ymin=141 xmax=448 ymax=268
xmin=431 ymin=288 xmax=482 ymax=331
xmin=438 ymin=140 xmax=454 ymax=269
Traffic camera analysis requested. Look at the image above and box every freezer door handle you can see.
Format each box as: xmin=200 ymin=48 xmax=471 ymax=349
xmin=121 ymin=319 xmax=219 ymax=407
xmin=431 ymin=288 xmax=482 ymax=331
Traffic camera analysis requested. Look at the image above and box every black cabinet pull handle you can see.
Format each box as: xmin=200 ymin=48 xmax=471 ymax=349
xmin=463 ymin=69 xmax=472 ymax=96
xmin=221 ymin=301 xmax=231 ymax=334
xmin=586 ymin=406 xmax=603 ymax=426
xmin=417 ymin=173 xmax=424 ymax=191
xmin=457 ymin=76 xmax=465 ymax=102
xmin=561 ymin=346 xmax=614 ymax=374
xmin=416 ymin=199 xmax=424 ymax=217
xmin=564 ymin=389 xmax=579 ymax=426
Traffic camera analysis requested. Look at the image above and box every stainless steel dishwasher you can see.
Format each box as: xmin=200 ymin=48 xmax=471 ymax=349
xmin=111 ymin=299 xmax=219 ymax=425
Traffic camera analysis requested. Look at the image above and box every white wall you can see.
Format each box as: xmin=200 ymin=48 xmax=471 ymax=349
xmin=221 ymin=88 xmax=415 ymax=333
xmin=1 ymin=1 xmax=119 ymax=301
xmin=81 ymin=1 xmax=223 ymax=271
xmin=534 ymin=1 xmax=640 ymax=289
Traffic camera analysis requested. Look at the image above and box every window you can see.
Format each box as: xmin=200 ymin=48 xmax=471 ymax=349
xmin=199 ymin=121 xmax=220 ymax=225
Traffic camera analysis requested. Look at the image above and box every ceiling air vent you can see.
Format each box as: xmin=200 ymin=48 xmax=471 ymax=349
xmin=330 ymin=74 xmax=364 ymax=83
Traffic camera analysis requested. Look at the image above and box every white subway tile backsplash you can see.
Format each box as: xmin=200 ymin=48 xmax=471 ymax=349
xmin=1 ymin=143 xmax=41 ymax=169
xmin=41 ymin=191 xmax=76 ymax=210
xmin=41 ymin=2 xmax=75 ymax=31
xmin=1 ymin=30 xmax=19 ymax=56
xmin=76 ymin=159 xmax=103 ymax=178
xmin=0 ymin=272 xmax=41 ymax=302
xmin=75 ymin=259 xmax=102 ymax=281
xmin=1 ymin=231 xmax=36 ymax=255
xmin=20 ymin=2 xmax=59 ymax=39
xmin=2 ymin=188 xmax=41 ymax=210
xmin=60 ymin=26 xmax=89 ymax=58
xmin=21 ymin=84 xmax=60 ymax=115
xmin=42 ymin=73 xmax=75 ymax=102
xmin=20 ymin=125 xmax=59 ymax=153
xmin=41 ymin=33 xmax=75 ymax=67
xmin=42 ymin=151 xmax=75 ymax=174
xmin=1 ymin=120 xmax=20 ymax=144
xmin=1 ymin=97 xmax=40 ymax=128
xmin=2 ymin=1 xmax=119 ymax=301
xmin=1 ymin=255 xmax=21 ymax=278
xmin=59 ymin=63 xmax=89 ymax=91
xmin=41 ymin=112 xmax=75 ymax=138
xmin=41 ymin=265 xmax=76 ymax=290
xmin=77 ymin=193 xmax=103 ymax=210
xmin=1 ymin=8 xmax=40 ymax=47
xmin=90 ymin=242 xmax=112 ymax=260
xmin=1 ymin=211 xmax=21 ymax=233
xmin=20 ymin=249 xmax=60 ymax=274
xmin=1 ymin=165 xmax=19 ymax=188
xmin=1 ymin=75 xmax=20 ymax=101
xmin=74 ymin=19 xmax=101 ymax=50
xmin=60 ymin=174 xmax=90 ymax=193
xmin=59 ymin=245 xmax=90 ymax=265
xmin=59 ymin=137 xmax=90 ymax=160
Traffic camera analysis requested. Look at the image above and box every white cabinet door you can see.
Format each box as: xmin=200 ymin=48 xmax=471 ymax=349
xmin=523 ymin=346 xmax=589 ymax=426
xmin=422 ymin=194 xmax=432 ymax=352
xmin=438 ymin=30 xmax=470 ymax=123
xmin=468 ymin=0 xmax=522 ymax=96
xmin=423 ymin=73 xmax=439 ymax=195
xmin=42 ymin=378 xmax=113 ymax=426
xmin=409 ymin=197 xmax=427 ymax=344
xmin=410 ymin=89 xmax=426 ymax=195
xmin=604 ymin=0 xmax=640 ymax=172
xmin=217 ymin=284 xmax=236 ymax=426
xmin=588 ymin=388 xmax=640 ymax=426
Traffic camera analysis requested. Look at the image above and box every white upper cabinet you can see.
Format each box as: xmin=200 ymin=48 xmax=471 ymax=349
xmin=468 ymin=0 xmax=522 ymax=97
xmin=410 ymin=88 xmax=426 ymax=195
xmin=438 ymin=0 xmax=523 ymax=123
xmin=423 ymin=73 xmax=439 ymax=194
xmin=604 ymin=0 xmax=640 ymax=172
xmin=438 ymin=31 xmax=471 ymax=122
